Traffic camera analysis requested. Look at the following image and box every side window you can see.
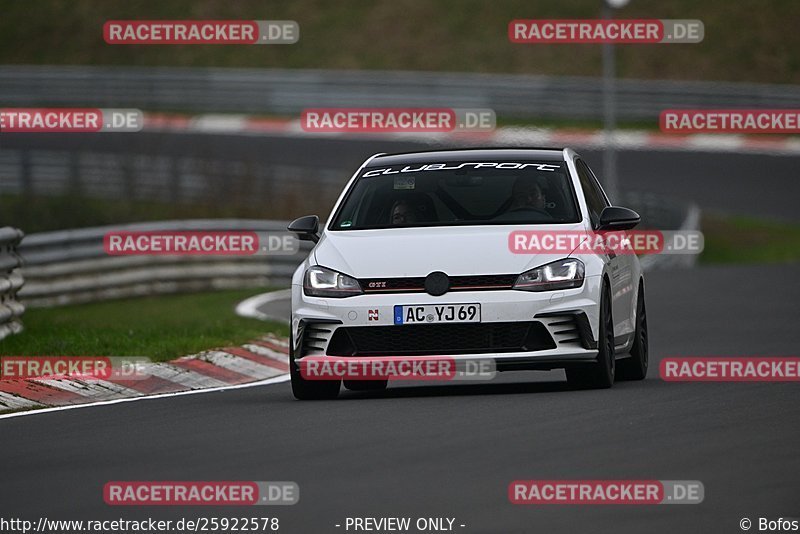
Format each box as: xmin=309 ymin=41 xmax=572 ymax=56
xmin=575 ymin=159 xmax=608 ymax=228
xmin=584 ymin=161 xmax=611 ymax=206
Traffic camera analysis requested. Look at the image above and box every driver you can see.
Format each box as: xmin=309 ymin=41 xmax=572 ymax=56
xmin=509 ymin=177 xmax=546 ymax=212
xmin=495 ymin=176 xmax=552 ymax=221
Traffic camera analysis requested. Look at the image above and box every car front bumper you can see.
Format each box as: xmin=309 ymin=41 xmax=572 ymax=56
xmin=291 ymin=275 xmax=604 ymax=369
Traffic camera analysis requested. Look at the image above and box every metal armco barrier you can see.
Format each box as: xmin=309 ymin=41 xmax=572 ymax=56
xmin=18 ymin=220 xmax=311 ymax=308
xmin=1 ymin=65 xmax=799 ymax=120
xmin=0 ymin=132 xmax=378 ymax=223
xmin=0 ymin=227 xmax=25 ymax=340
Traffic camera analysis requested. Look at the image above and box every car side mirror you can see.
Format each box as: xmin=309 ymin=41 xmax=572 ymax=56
xmin=598 ymin=206 xmax=640 ymax=231
xmin=288 ymin=215 xmax=320 ymax=243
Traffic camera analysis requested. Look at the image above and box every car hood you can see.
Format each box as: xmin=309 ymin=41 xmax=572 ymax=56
xmin=312 ymin=223 xmax=587 ymax=278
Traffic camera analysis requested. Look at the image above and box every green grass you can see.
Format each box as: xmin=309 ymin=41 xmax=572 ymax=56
xmin=700 ymin=214 xmax=800 ymax=264
xmin=0 ymin=0 xmax=799 ymax=84
xmin=0 ymin=194 xmax=274 ymax=234
xmin=0 ymin=289 xmax=288 ymax=362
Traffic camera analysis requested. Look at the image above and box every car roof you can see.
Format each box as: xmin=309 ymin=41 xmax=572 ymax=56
xmin=365 ymin=148 xmax=567 ymax=167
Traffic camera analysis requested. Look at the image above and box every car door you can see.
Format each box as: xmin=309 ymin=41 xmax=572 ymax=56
xmin=575 ymin=158 xmax=635 ymax=341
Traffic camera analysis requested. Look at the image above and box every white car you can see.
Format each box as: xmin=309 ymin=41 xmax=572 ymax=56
xmin=288 ymin=148 xmax=648 ymax=399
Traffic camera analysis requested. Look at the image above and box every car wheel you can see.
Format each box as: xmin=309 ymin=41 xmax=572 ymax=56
xmin=290 ymin=335 xmax=340 ymax=400
xmin=343 ymin=380 xmax=389 ymax=391
xmin=617 ymin=283 xmax=648 ymax=381
xmin=566 ymin=282 xmax=615 ymax=389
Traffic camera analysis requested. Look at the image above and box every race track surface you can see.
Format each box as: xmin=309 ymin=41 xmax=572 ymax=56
xmin=1 ymin=264 xmax=798 ymax=533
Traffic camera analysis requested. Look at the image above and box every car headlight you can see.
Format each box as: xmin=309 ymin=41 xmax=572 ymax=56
xmin=303 ymin=266 xmax=363 ymax=298
xmin=513 ymin=258 xmax=585 ymax=292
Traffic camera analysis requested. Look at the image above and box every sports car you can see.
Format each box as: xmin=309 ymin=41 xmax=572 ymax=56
xmin=288 ymin=148 xmax=648 ymax=399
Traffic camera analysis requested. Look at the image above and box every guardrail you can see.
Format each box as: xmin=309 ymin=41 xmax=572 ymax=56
xmin=18 ymin=220 xmax=311 ymax=308
xmin=0 ymin=227 xmax=25 ymax=340
xmin=0 ymin=133 xmax=365 ymax=222
xmin=17 ymin=203 xmax=698 ymax=307
xmin=2 ymin=65 xmax=799 ymax=120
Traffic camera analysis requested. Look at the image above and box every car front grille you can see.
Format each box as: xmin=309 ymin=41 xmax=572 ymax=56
xmin=359 ymin=274 xmax=517 ymax=294
xmin=325 ymin=321 xmax=556 ymax=356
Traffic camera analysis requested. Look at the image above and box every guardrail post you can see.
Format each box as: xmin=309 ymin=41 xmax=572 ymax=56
xmin=0 ymin=227 xmax=26 ymax=341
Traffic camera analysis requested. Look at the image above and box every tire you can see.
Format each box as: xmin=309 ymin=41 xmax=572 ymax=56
xmin=617 ymin=282 xmax=648 ymax=381
xmin=566 ymin=282 xmax=615 ymax=389
xmin=344 ymin=380 xmax=389 ymax=391
xmin=290 ymin=335 xmax=340 ymax=400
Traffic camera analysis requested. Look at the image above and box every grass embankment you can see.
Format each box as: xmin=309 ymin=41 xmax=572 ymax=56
xmin=700 ymin=214 xmax=800 ymax=264
xmin=0 ymin=0 xmax=798 ymax=84
xmin=0 ymin=289 xmax=288 ymax=362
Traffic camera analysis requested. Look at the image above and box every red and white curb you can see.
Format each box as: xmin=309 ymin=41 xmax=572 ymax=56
xmin=0 ymin=334 xmax=290 ymax=417
xmin=143 ymin=113 xmax=800 ymax=156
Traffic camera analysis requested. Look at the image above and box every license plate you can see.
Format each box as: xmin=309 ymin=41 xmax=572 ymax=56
xmin=394 ymin=304 xmax=481 ymax=325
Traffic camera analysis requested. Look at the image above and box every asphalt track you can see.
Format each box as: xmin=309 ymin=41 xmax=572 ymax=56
xmin=3 ymin=132 xmax=800 ymax=222
xmin=1 ymin=263 xmax=798 ymax=533
xmin=1 ymin=132 xmax=799 ymax=531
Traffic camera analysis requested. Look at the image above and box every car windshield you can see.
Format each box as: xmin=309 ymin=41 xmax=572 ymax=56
xmin=330 ymin=160 xmax=580 ymax=230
